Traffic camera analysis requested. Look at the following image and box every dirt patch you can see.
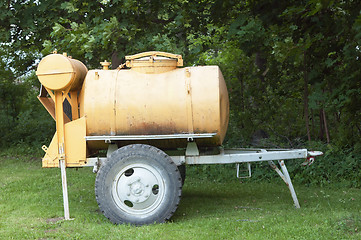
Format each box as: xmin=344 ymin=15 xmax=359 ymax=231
xmin=335 ymin=215 xmax=361 ymax=235
xmin=46 ymin=217 xmax=64 ymax=224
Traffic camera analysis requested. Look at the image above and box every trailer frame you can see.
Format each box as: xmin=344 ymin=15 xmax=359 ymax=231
xmin=53 ymin=133 xmax=322 ymax=222
xmin=84 ymin=139 xmax=322 ymax=210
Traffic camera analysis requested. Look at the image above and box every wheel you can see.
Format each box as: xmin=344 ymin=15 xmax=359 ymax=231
xmin=178 ymin=165 xmax=186 ymax=185
xmin=95 ymin=144 xmax=182 ymax=225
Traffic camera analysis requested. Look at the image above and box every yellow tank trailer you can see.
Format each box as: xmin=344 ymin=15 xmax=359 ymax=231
xmin=36 ymin=51 xmax=322 ymax=225
xmin=38 ymin=51 xmax=229 ymax=167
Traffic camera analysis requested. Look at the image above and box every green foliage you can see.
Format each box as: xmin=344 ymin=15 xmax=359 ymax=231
xmin=0 ymin=0 xmax=360 ymax=186
xmin=293 ymin=143 xmax=361 ymax=188
xmin=0 ymin=72 xmax=54 ymax=150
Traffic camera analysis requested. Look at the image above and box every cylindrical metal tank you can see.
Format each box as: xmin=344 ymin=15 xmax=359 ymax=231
xmin=36 ymin=53 xmax=88 ymax=91
xmin=79 ymin=53 xmax=229 ymax=149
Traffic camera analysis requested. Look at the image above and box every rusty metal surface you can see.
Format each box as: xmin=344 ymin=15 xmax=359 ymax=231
xmin=80 ymin=65 xmax=229 ymax=150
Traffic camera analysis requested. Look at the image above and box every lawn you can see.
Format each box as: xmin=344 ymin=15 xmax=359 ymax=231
xmin=0 ymin=154 xmax=360 ymax=239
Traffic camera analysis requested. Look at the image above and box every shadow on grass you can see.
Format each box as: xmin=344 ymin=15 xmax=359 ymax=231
xmin=172 ymin=178 xmax=294 ymax=222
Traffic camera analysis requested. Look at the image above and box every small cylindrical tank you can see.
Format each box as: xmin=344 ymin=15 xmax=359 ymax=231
xmin=36 ymin=53 xmax=88 ymax=91
xmin=79 ymin=52 xmax=229 ymax=149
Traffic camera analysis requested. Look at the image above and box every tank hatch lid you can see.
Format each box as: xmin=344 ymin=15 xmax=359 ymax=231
xmin=125 ymin=51 xmax=183 ymax=74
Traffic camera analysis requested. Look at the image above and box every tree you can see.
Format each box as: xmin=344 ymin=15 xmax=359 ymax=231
xmin=0 ymin=0 xmax=360 ymax=151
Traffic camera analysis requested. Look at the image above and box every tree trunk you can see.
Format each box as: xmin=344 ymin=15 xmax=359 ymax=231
xmin=237 ymin=73 xmax=245 ymax=128
xmin=239 ymin=74 xmax=245 ymax=113
xmin=322 ymin=108 xmax=330 ymax=143
xmin=311 ymin=110 xmax=315 ymax=139
xmin=319 ymin=109 xmax=324 ymax=140
xmin=255 ymin=52 xmax=267 ymax=83
xmin=111 ymin=51 xmax=122 ymax=69
xmin=303 ymin=52 xmax=311 ymax=142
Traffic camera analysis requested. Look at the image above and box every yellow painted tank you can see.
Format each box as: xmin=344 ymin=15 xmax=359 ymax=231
xmin=37 ymin=51 xmax=229 ymax=164
xmin=79 ymin=51 xmax=229 ymax=149
xmin=37 ymin=53 xmax=88 ymax=91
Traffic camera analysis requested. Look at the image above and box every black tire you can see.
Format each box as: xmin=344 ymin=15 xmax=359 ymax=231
xmin=95 ymin=144 xmax=182 ymax=225
xmin=178 ymin=165 xmax=186 ymax=185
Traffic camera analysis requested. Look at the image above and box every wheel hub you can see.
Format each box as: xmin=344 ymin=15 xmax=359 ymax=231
xmin=126 ymin=177 xmax=152 ymax=202
xmin=112 ymin=164 xmax=164 ymax=214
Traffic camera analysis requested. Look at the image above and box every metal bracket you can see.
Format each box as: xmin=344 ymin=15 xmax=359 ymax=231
xmin=107 ymin=144 xmax=118 ymax=158
xmin=42 ymin=145 xmax=48 ymax=152
xmin=268 ymin=161 xmax=286 ymax=183
xmin=92 ymin=158 xmax=99 ymax=173
xmin=85 ymin=157 xmax=106 ymax=172
xmin=186 ymin=141 xmax=199 ymax=156
xmin=92 ymin=144 xmax=118 ymax=173
xmin=236 ymin=163 xmax=252 ymax=178
xmin=268 ymin=160 xmax=300 ymax=208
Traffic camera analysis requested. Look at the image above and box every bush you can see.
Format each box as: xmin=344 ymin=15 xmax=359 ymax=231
xmin=187 ymin=141 xmax=361 ymax=188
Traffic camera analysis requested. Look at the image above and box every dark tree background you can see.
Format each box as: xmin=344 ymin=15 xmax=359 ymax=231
xmin=1 ymin=0 xmax=360 ymax=185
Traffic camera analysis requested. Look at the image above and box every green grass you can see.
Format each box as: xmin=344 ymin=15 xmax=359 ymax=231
xmin=1 ymin=154 xmax=360 ymax=239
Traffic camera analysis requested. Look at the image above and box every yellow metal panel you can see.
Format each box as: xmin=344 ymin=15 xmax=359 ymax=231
xmin=81 ymin=70 xmax=118 ymax=136
xmin=42 ymin=133 xmax=59 ymax=168
xmin=37 ymin=96 xmax=72 ymax=123
xmin=190 ymin=66 xmax=229 ymax=144
xmin=218 ymin=68 xmax=230 ymax=142
xmin=54 ymin=91 xmax=66 ymax=162
xmin=64 ymin=117 xmax=87 ymax=167
xmin=185 ymin=68 xmax=194 ymax=133
xmin=115 ymin=69 xmax=189 ymax=135
xmin=70 ymin=91 xmax=79 ymax=120
xmin=37 ymin=96 xmax=56 ymax=121
xmin=42 ymin=117 xmax=87 ymax=167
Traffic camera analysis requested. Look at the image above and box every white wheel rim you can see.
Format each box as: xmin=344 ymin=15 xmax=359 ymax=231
xmin=112 ymin=163 xmax=165 ymax=215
